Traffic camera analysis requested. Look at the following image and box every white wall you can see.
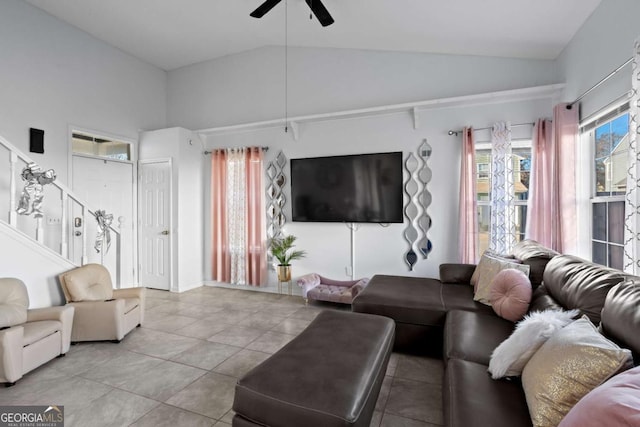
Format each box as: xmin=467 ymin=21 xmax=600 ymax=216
xmin=556 ymin=0 xmax=640 ymax=118
xmin=139 ymin=128 xmax=204 ymax=292
xmin=168 ymin=46 xmax=558 ymax=129
xmin=556 ymin=0 xmax=640 ymax=258
xmin=0 ymin=0 xmax=166 ymax=185
xmin=0 ymin=222 xmax=75 ymax=308
xmin=0 ymin=0 xmax=166 ymax=302
xmin=168 ymin=45 xmax=560 ymax=283
xmin=203 ymin=98 xmax=553 ymax=283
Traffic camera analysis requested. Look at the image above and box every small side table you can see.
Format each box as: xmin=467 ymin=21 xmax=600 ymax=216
xmin=278 ymin=279 xmax=293 ymax=295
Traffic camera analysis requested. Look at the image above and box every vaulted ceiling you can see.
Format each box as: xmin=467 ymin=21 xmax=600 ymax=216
xmin=26 ymin=0 xmax=601 ymax=71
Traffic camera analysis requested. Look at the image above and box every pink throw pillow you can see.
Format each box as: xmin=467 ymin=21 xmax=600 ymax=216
xmin=558 ymin=365 xmax=640 ymax=427
xmin=489 ymin=269 xmax=532 ymax=322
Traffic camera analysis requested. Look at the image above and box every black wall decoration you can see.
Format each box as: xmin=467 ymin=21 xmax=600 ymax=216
xmin=29 ymin=128 xmax=44 ymax=154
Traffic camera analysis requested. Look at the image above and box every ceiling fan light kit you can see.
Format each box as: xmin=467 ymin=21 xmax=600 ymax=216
xmin=250 ymin=0 xmax=334 ymax=27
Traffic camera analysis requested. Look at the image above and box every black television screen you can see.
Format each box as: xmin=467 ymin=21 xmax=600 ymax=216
xmin=291 ymin=152 xmax=404 ymax=223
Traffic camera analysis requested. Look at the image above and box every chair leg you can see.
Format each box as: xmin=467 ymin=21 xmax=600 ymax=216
xmin=57 ymin=353 xmax=66 ymax=358
xmin=304 ymin=298 xmax=309 ymax=305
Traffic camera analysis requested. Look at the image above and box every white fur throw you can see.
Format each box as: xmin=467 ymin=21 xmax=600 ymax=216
xmin=488 ymin=309 xmax=580 ymax=379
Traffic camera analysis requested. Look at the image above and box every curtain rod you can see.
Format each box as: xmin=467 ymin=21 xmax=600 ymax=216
xmin=566 ymin=57 xmax=633 ymax=110
xmin=203 ymin=146 xmax=269 ymax=155
xmin=447 ymin=122 xmax=534 ymax=136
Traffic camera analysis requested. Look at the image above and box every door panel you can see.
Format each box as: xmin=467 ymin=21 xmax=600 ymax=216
xmin=139 ymin=161 xmax=171 ymax=290
xmin=72 ymin=155 xmax=134 ymax=286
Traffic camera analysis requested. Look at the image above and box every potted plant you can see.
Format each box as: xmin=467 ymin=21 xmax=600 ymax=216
xmin=269 ymin=235 xmax=306 ymax=281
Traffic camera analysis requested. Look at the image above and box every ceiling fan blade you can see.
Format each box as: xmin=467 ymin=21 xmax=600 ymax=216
xmin=304 ymin=0 xmax=334 ymax=26
xmin=250 ymin=0 xmax=283 ymax=18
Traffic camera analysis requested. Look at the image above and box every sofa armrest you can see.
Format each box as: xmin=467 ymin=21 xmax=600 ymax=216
xmin=68 ymin=300 xmax=125 ymax=341
xmin=297 ymin=274 xmax=321 ymax=298
xmin=351 ymin=278 xmax=370 ymax=298
xmin=440 ymin=264 xmax=477 ymax=285
xmin=0 ymin=326 xmax=24 ymax=383
xmin=27 ymin=306 xmax=75 ymax=353
xmin=113 ymin=287 xmax=146 ymax=324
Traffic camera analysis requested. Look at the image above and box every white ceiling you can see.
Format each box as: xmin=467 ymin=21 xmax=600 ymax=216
xmin=25 ymin=0 xmax=601 ymax=71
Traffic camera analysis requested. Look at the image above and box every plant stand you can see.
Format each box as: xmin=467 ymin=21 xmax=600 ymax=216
xmin=278 ymin=279 xmax=293 ymax=295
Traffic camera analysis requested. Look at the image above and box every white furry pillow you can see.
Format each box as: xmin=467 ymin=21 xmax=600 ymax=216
xmin=488 ymin=308 xmax=579 ymax=379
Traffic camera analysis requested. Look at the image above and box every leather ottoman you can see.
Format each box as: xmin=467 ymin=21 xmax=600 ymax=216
xmin=232 ymin=310 xmax=395 ymax=427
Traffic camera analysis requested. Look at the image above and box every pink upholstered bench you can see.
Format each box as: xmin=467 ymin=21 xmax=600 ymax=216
xmin=297 ymin=273 xmax=369 ymax=305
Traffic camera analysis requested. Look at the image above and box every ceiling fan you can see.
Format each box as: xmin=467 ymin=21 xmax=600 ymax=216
xmin=250 ymin=0 xmax=335 ymax=27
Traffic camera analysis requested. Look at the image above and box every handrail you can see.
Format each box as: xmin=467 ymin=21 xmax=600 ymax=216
xmin=0 ymin=132 xmax=123 ymax=287
xmin=0 ymin=134 xmax=121 ymax=236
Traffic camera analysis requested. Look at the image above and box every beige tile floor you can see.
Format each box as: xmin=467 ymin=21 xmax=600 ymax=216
xmin=0 ymin=286 xmax=444 ymax=427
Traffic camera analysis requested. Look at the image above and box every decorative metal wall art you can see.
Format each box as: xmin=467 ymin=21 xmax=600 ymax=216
xmin=416 ymin=139 xmax=433 ymax=258
xmin=265 ymin=150 xmax=288 ymax=241
xmin=16 ymin=162 xmax=56 ymax=218
xmin=403 ymin=140 xmax=433 ymax=271
xmin=403 ymin=153 xmax=419 ymax=270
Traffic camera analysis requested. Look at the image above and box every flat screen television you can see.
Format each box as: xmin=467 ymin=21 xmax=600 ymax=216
xmin=291 ymin=151 xmax=404 ymax=223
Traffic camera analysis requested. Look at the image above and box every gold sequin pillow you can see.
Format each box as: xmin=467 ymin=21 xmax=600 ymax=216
xmin=473 ymin=253 xmax=530 ymax=305
xmin=522 ymin=316 xmax=633 ymax=427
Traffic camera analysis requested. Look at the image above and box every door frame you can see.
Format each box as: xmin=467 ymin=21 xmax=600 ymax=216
xmin=67 ymin=125 xmax=139 ymax=285
xmin=138 ymin=158 xmax=175 ymax=292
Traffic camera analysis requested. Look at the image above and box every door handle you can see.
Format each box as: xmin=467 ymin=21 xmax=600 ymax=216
xmin=161 ymin=230 xmax=170 ymax=235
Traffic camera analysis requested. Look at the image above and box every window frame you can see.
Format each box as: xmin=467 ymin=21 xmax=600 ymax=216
xmin=584 ymin=109 xmax=630 ymax=270
xmin=475 ymin=139 xmax=532 ymax=254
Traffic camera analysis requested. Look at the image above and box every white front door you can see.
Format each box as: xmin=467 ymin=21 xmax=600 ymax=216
xmin=138 ymin=160 xmax=172 ymax=290
xmin=72 ymin=155 xmax=135 ymax=286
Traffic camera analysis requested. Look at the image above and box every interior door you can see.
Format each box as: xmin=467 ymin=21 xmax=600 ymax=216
xmin=138 ymin=160 xmax=172 ymax=290
xmin=72 ymin=155 xmax=134 ymax=286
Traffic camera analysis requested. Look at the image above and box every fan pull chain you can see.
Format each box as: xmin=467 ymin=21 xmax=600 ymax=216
xmin=284 ymin=0 xmax=288 ymax=133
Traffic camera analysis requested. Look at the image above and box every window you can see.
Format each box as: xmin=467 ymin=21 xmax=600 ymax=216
xmin=588 ymin=111 xmax=630 ymax=270
xmin=475 ymin=142 xmax=531 ymax=254
xmin=72 ymin=131 xmax=131 ymax=161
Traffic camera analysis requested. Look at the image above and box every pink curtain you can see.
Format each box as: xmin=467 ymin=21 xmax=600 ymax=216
xmin=526 ymin=104 xmax=578 ymax=252
xmin=211 ymin=148 xmax=266 ymax=286
xmin=245 ymin=148 xmax=267 ymax=286
xmin=459 ymin=127 xmax=478 ymax=263
xmin=211 ymin=150 xmax=230 ymax=282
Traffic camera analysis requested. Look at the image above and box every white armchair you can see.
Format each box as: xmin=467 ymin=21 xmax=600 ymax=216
xmin=58 ymin=264 xmax=145 ymax=343
xmin=0 ymin=278 xmax=74 ymax=385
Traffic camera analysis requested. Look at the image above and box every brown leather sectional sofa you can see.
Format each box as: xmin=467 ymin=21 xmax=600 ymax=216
xmin=353 ymin=240 xmax=640 ymax=427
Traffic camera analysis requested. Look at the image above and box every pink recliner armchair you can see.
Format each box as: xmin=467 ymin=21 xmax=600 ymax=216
xmin=297 ymin=273 xmax=369 ymax=305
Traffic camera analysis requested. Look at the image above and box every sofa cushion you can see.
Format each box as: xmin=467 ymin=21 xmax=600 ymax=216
xmin=522 ymin=316 xmax=633 ymax=427
xmin=441 ymin=284 xmax=495 ymax=314
xmin=64 ymin=264 xmax=114 ymax=302
xmin=444 ymin=358 xmax=532 ymax=427
xmin=444 ymin=310 xmax=513 ymax=366
xmin=470 ymin=250 xmax=520 ymax=287
xmin=474 ymin=255 xmax=530 ymax=305
xmin=352 ymin=275 xmax=446 ymax=327
xmin=0 ymin=278 xmax=29 ymax=328
xmin=527 ymin=284 xmax=563 ymax=313
xmin=509 ymin=239 xmax=559 ymax=290
xmin=488 ymin=309 xmax=578 ymax=379
xmin=489 ymin=269 xmax=532 ymax=322
xmin=22 ymin=320 xmax=61 ymax=347
xmin=558 ymin=365 xmax=640 ymax=427
xmin=600 ymin=280 xmax=640 ymax=363
xmin=541 ymin=254 xmax=630 ymax=324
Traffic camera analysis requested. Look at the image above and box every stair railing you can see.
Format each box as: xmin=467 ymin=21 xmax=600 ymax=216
xmin=0 ymin=134 xmax=123 ymax=287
